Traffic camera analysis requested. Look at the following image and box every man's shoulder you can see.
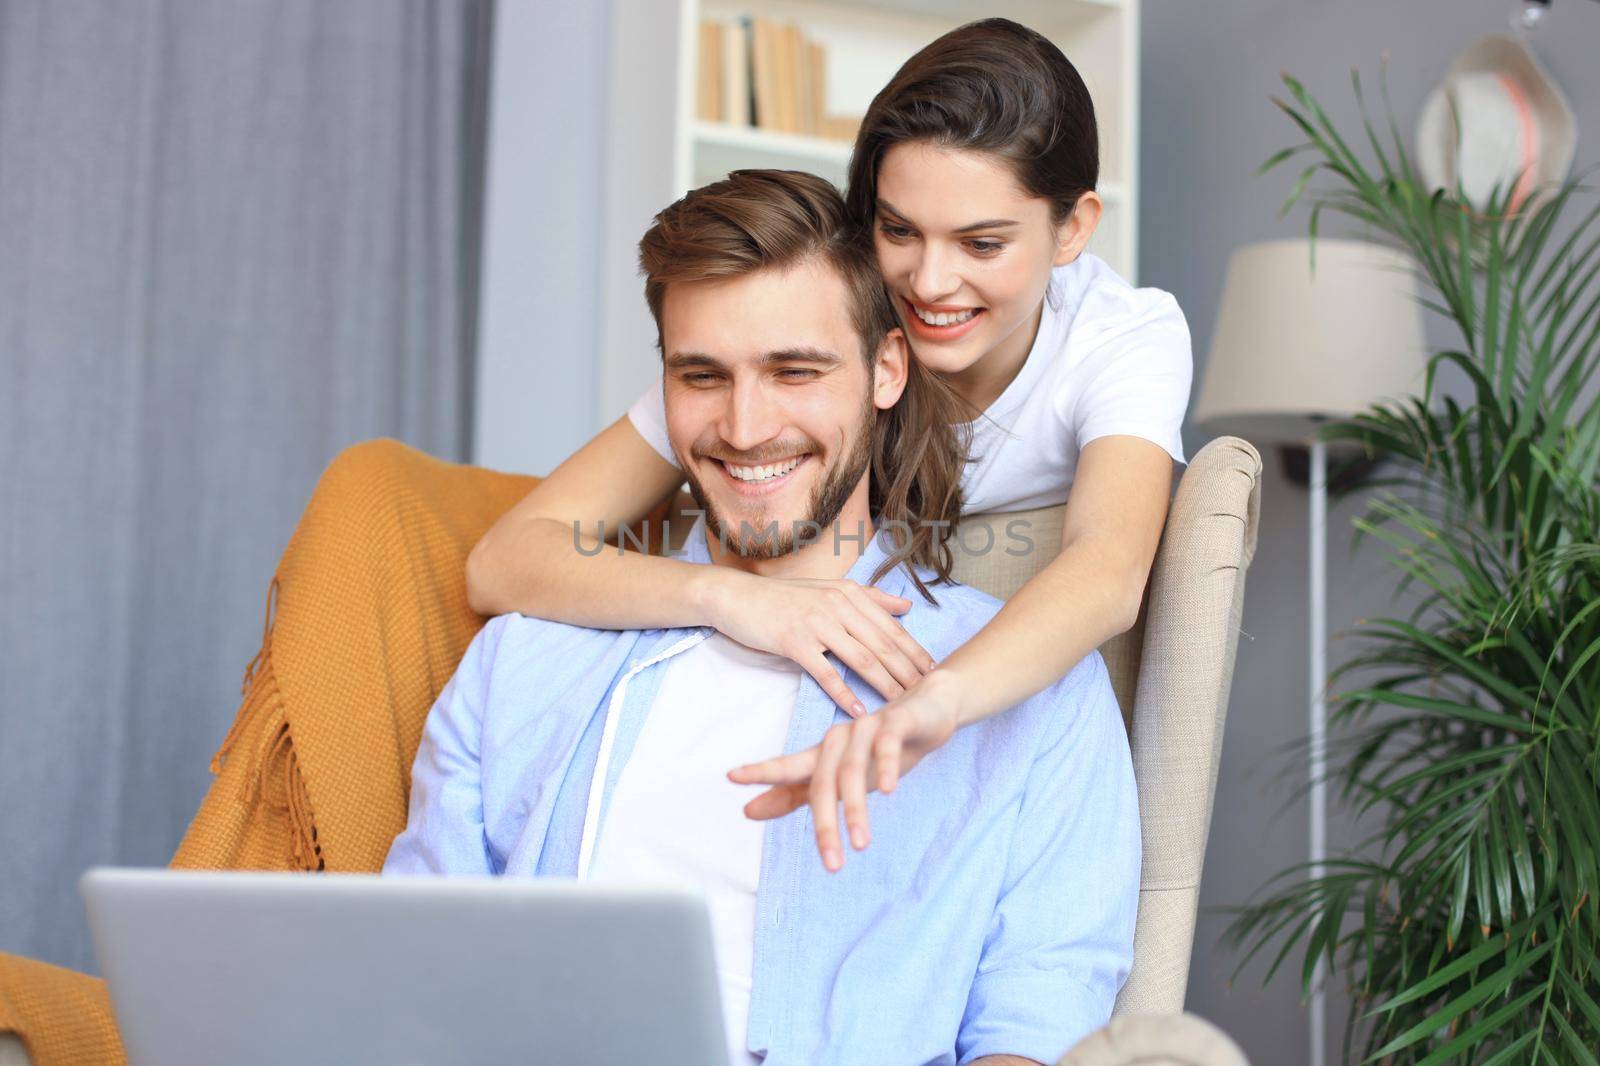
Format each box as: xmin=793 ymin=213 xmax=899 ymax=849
xmin=468 ymin=612 xmax=646 ymax=680
xmin=905 ymin=572 xmax=1119 ymax=730
xmin=901 ymin=577 xmax=1110 ymax=693
xmin=474 ymin=610 xmax=586 ymax=651
xmin=902 ymin=576 xmax=1099 ymax=679
xmin=896 ymin=576 xmax=1004 ymax=652
xmin=923 ymin=576 xmax=1005 ymax=617
xmin=1032 ymin=647 xmax=1116 ymax=713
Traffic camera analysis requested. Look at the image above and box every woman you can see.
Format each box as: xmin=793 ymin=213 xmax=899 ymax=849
xmin=466 ymin=19 xmax=1191 ymax=871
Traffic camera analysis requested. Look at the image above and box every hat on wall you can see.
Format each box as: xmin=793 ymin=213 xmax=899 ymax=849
xmin=1415 ymin=33 xmax=1576 ymax=212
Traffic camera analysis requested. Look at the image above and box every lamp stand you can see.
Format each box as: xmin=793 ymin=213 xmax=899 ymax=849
xmin=1309 ymin=437 xmax=1328 ymax=1066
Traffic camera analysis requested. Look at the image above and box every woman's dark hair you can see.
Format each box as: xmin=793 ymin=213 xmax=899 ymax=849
xmin=844 ymin=18 xmax=1098 ymax=231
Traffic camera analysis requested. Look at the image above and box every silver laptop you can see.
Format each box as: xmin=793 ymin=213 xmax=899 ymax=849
xmin=81 ymin=868 xmax=730 ymax=1066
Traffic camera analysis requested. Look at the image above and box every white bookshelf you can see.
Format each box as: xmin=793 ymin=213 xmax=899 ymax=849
xmin=600 ymin=0 xmax=1141 ymax=422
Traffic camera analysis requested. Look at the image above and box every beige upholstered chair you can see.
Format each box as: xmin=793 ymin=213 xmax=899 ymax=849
xmin=949 ymin=435 xmax=1262 ymax=1021
xmin=983 ymin=433 xmax=1262 ymax=1063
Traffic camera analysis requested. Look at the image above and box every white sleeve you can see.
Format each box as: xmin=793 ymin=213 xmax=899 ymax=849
xmin=624 ymin=374 xmax=680 ymax=468
xmin=1069 ymin=291 xmax=1193 ymax=465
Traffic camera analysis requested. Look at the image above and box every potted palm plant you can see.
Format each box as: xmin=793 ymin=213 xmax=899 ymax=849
xmin=1224 ymin=68 xmax=1600 ymax=1063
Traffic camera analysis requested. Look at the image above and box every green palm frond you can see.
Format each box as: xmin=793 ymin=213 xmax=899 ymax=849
xmin=1225 ymin=63 xmax=1600 ymax=1063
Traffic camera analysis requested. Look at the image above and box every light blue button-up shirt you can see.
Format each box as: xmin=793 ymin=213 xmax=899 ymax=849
xmin=384 ymin=522 xmax=1140 ymax=1065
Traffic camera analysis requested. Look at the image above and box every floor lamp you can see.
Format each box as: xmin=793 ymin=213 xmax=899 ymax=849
xmin=1192 ymin=238 xmax=1426 ymax=1066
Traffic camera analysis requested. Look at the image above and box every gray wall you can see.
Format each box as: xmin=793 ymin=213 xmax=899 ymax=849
xmin=471 ymin=0 xmax=608 ymax=474
xmin=1141 ymin=1 xmax=1600 ymax=1060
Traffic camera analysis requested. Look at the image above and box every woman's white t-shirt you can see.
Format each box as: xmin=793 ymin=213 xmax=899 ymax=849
xmin=626 ymin=253 xmax=1193 ymax=513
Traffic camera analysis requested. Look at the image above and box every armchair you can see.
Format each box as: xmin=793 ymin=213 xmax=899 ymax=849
xmin=0 ymin=434 xmax=1261 ymax=1065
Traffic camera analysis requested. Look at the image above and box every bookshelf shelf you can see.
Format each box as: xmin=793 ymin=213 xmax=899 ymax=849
xmin=842 ymin=0 xmax=1126 ymax=21
xmin=692 ymin=121 xmax=854 ymax=185
xmin=692 ymin=125 xmax=1125 ymax=213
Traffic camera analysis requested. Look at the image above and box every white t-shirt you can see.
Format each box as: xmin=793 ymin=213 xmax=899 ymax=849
xmin=627 ymin=252 xmax=1193 ymax=513
xmin=588 ymin=632 xmax=802 ymax=1066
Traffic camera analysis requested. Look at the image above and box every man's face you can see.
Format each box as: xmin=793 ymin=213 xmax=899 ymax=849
xmin=660 ymin=258 xmax=903 ymax=561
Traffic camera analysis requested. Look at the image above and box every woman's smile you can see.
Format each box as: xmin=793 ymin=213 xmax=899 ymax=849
xmin=901 ymin=296 xmax=986 ymax=343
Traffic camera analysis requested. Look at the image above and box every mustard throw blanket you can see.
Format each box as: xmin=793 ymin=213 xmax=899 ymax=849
xmin=0 ymin=439 xmax=547 ymax=1065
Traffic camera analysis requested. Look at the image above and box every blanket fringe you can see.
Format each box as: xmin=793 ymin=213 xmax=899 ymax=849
xmin=283 ymin=735 xmax=321 ymax=871
xmin=239 ymin=576 xmax=279 ymax=697
xmin=207 ymin=574 xmax=323 ymax=871
xmin=214 ymin=575 xmax=280 ymax=776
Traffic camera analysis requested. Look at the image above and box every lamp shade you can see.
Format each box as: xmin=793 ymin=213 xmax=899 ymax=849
xmin=1192 ymin=238 xmax=1429 ymax=443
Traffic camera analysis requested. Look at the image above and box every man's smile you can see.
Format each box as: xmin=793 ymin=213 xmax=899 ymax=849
xmin=711 ymin=454 xmax=813 ymax=497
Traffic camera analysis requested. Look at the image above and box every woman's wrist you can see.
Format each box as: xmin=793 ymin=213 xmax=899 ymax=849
xmin=916 ymin=666 xmax=983 ymax=728
xmin=691 ymin=564 xmax=746 ymax=630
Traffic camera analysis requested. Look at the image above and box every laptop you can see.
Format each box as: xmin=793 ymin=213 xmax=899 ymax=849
xmin=81 ymin=867 xmax=731 ymax=1066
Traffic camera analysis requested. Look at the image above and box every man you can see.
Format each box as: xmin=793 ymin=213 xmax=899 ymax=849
xmin=383 ymin=170 xmax=1140 ymax=1065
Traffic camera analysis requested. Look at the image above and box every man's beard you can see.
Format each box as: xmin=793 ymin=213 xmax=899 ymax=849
xmin=682 ymin=396 xmax=874 ymax=560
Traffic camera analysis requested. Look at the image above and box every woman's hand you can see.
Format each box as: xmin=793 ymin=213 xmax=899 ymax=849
xmin=726 ymin=671 xmax=965 ymax=871
xmin=704 ymin=571 xmax=936 ymax=714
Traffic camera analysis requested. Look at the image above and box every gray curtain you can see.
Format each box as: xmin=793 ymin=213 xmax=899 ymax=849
xmin=0 ymin=0 xmax=492 ymax=971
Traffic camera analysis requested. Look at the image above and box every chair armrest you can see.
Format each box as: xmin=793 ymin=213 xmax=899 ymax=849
xmin=1057 ymin=1013 xmax=1249 ymax=1066
xmin=1115 ymin=435 xmax=1262 ymax=1014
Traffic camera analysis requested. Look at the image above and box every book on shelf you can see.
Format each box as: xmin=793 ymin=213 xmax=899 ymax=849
xmin=784 ymin=23 xmax=807 ymax=134
xmin=721 ymin=20 xmax=751 ymax=127
xmin=750 ymin=17 xmax=778 ymax=133
xmin=696 ymin=20 xmax=722 ymax=123
xmin=799 ymin=40 xmax=823 ymax=137
xmin=818 ymin=114 xmax=861 ymax=142
xmin=696 ymin=17 xmax=860 ymax=144
xmin=764 ymin=20 xmax=787 ymax=132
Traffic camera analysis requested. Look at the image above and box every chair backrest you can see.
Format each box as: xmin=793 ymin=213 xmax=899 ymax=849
xmin=946 ymin=437 xmax=1262 ymax=1015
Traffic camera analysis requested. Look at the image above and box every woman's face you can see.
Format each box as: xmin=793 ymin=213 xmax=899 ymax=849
xmin=872 ymin=141 xmax=1092 ymax=396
